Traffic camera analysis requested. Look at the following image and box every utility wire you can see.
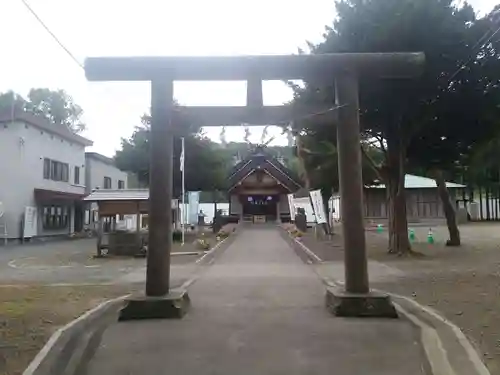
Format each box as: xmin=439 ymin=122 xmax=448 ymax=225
xmin=447 ymin=21 xmax=500 ymax=84
xmin=19 ymin=0 xmax=152 ymax=123
xmin=19 ymin=0 xmax=84 ymax=69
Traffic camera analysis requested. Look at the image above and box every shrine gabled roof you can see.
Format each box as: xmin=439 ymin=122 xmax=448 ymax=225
xmin=227 ymin=148 xmax=302 ymax=193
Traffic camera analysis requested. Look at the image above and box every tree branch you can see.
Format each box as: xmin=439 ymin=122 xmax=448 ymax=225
xmin=375 ymin=135 xmax=387 ymax=155
xmin=361 ymin=145 xmax=383 ymax=181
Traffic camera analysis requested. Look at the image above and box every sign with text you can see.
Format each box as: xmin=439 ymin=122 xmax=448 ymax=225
xmin=188 ymin=191 xmax=201 ymax=224
xmin=23 ymin=206 xmax=38 ymax=238
xmin=287 ymin=194 xmax=296 ymax=220
xmin=309 ymin=190 xmax=327 ymax=224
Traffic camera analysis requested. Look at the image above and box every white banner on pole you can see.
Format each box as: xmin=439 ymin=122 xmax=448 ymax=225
xmin=309 ymin=190 xmax=327 ymax=224
xmin=23 ymin=206 xmax=38 ymax=238
xmin=188 ymin=191 xmax=201 ymax=224
xmin=287 ymin=194 xmax=296 ymax=221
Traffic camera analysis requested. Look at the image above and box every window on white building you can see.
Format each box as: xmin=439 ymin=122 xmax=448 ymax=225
xmin=42 ymin=205 xmax=69 ymax=230
xmin=43 ymin=158 xmax=50 ymax=179
xmin=74 ymin=166 xmax=80 ymax=185
xmin=43 ymin=158 xmax=69 ymax=182
xmin=103 ymin=176 xmax=112 ymax=189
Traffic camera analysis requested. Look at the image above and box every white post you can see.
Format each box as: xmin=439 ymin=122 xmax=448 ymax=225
xmin=1 ymin=221 xmax=6 ymax=246
xmin=276 ymin=195 xmax=281 ymax=223
xmin=181 ymin=137 xmax=185 ymax=246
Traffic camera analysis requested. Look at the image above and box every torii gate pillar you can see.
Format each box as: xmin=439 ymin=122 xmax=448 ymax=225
xmin=85 ymin=53 xmax=424 ymax=319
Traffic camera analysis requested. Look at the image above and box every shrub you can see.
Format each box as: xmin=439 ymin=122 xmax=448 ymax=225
xmin=172 ymin=230 xmax=183 ymax=242
xmin=196 ymin=238 xmax=210 ymax=250
xmin=288 ymin=227 xmax=303 ymax=238
xmin=281 ymin=223 xmax=299 ymax=233
xmin=216 ymin=230 xmax=230 ymax=239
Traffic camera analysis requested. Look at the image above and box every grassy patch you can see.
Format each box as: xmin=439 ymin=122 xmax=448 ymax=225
xmin=0 ymin=285 xmax=131 ymax=375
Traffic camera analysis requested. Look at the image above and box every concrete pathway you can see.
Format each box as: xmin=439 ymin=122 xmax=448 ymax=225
xmin=85 ymin=227 xmax=427 ymax=375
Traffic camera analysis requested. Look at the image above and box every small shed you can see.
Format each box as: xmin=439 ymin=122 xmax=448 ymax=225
xmin=83 ymin=189 xmax=178 ymax=256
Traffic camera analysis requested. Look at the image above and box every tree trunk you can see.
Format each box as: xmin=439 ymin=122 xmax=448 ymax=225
xmin=386 ymin=172 xmax=411 ymax=254
xmin=213 ymin=191 xmax=218 ymax=222
xmin=434 ymin=170 xmax=460 ymax=246
xmin=385 ymin=136 xmax=411 ymax=255
xmin=211 ymin=191 xmax=220 ymax=233
xmin=479 ymin=188 xmax=483 ymax=220
xmin=296 ymin=136 xmax=317 ymax=229
xmin=321 ymin=190 xmax=333 ymax=235
xmin=486 ymin=186 xmax=491 ymax=220
xmin=495 ymin=187 xmax=499 ymax=220
xmin=296 ymin=137 xmax=309 ymax=188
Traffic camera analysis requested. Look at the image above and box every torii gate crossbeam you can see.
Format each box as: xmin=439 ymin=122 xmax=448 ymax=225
xmin=84 ymin=52 xmax=424 ymax=319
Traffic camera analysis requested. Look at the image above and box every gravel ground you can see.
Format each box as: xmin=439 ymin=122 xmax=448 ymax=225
xmin=299 ymin=222 xmax=500 ymax=375
xmin=0 ymin=235 xmax=215 ymax=285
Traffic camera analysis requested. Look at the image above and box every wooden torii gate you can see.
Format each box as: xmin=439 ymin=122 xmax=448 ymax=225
xmin=85 ymin=53 xmax=424 ymax=319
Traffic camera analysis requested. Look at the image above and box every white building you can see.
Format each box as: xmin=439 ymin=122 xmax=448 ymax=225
xmin=84 ymin=152 xmax=128 ymax=229
xmin=0 ymin=110 xmax=92 ymax=242
xmin=0 ymin=110 xmax=128 ymax=243
xmin=84 ymin=152 xmax=128 ymax=193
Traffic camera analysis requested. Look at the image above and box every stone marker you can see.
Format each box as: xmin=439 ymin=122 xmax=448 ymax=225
xmin=295 ymin=208 xmax=308 ymax=233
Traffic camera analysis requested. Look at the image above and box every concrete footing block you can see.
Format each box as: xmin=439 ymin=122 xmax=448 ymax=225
xmin=325 ymin=286 xmax=398 ymax=318
xmin=119 ymin=289 xmax=191 ymax=321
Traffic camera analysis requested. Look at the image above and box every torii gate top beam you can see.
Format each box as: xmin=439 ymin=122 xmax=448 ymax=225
xmin=84 ymin=53 xmax=424 ymax=82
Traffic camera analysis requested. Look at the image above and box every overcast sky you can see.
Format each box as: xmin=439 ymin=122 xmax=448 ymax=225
xmin=0 ymin=0 xmax=496 ymax=156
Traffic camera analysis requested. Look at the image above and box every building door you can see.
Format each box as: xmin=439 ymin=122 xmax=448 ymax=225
xmin=74 ymin=202 xmax=84 ymax=232
xmin=242 ymin=195 xmax=278 ymax=218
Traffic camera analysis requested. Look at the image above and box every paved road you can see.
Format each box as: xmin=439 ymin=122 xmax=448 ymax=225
xmin=0 ymin=239 xmax=197 ymax=285
xmin=85 ymin=227 xmax=427 ymax=375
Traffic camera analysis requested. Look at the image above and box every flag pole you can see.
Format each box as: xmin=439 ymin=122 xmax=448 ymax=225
xmin=181 ymin=137 xmax=185 ymax=246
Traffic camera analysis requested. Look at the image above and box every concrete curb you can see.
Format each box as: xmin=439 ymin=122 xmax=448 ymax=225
xmin=23 ymin=294 xmax=130 ymax=375
xmin=278 ymin=228 xmax=322 ymax=264
xmin=289 ymin=233 xmax=490 ymax=375
xmin=393 ymin=300 xmax=455 ymax=375
xmin=195 ymin=233 xmax=234 ymax=265
xmin=389 ymin=292 xmax=490 ymax=375
xmin=181 ymin=228 xmax=240 ymax=289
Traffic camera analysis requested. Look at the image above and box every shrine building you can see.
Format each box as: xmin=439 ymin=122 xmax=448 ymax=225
xmin=227 ymin=146 xmax=302 ymax=224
